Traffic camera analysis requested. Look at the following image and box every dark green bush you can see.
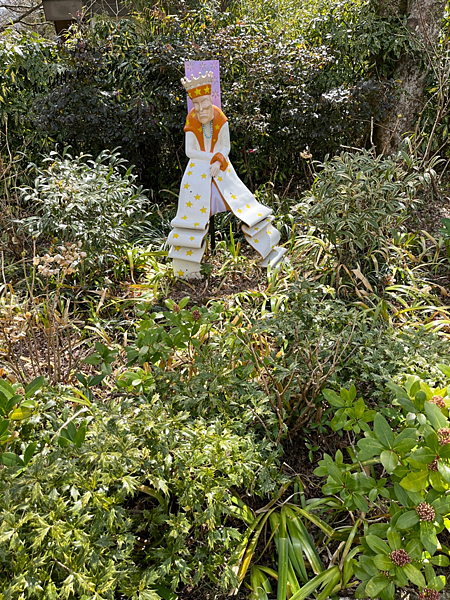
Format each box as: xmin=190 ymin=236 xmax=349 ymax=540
xmin=1 ymin=4 xmax=401 ymax=193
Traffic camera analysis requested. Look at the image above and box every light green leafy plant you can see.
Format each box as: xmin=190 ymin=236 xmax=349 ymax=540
xmin=315 ymin=366 xmax=450 ymax=599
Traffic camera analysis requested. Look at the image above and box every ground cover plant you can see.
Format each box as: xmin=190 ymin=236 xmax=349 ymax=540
xmin=1 ymin=0 xmax=450 ymax=599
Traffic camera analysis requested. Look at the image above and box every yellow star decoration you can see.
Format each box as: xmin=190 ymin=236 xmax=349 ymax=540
xmin=267 ymin=230 xmax=272 ymax=235
xmin=175 ymin=246 xmax=181 ymax=251
xmin=218 ymin=176 xmax=223 ymax=182
xmin=204 ymin=86 xmax=210 ymax=94
xmin=255 ymin=227 xmax=259 ymax=231
xmin=178 ymin=270 xmax=184 ymax=276
xmin=186 ymin=250 xmax=193 ymax=256
xmin=194 ymin=222 xmax=200 ymax=227
xmin=184 ymin=183 xmax=190 ymax=189
xmin=246 ymin=204 xmax=250 ymax=209
xmin=186 ymin=201 xmax=192 ymax=208
xmin=201 ymin=173 xmax=207 ymax=179
xmin=190 ymin=162 xmax=195 ymax=167
xmin=182 ymin=216 xmax=188 ymax=220
xmin=200 ymin=207 xmax=207 ymax=214
xmin=190 ymin=236 xmax=195 ymax=241
xmin=194 ymin=194 xmax=201 ymax=200
xmin=187 ymin=171 xmax=192 ymax=176
xmin=254 ymin=239 xmax=259 ymax=244
xmin=227 ymin=168 xmax=231 ymax=173
xmin=198 ymin=126 xmax=202 ymax=133
xmin=173 ymin=233 xmax=179 ymax=239
xmin=186 ymin=120 xmax=190 ymax=126
xmin=231 ymin=194 xmax=236 ymax=200
xmin=258 ymin=213 xmax=262 ymax=217
xmin=212 ymin=138 xmax=216 ymax=142
xmin=195 ymin=88 xmax=202 ymax=96
xmin=215 ymin=124 xmax=220 ymax=130
xmin=237 ymin=209 xmax=242 ymax=214
xmin=272 ymin=245 xmax=275 ymax=250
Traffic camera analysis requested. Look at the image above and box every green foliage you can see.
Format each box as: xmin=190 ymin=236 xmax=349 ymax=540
xmin=19 ymin=148 xmax=151 ymax=278
xmin=0 ymin=375 xmax=44 ymax=467
xmin=2 ymin=5 xmax=395 ymax=192
xmin=229 ymin=484 xmax=359 ymax=600
xmin=0 ymin=389 xmax=280 ymax=596
xmin=315 ymin=370 xmax=450 ymax=599
xmin=0 ymin=30 xmax=59 ymax=158
xmin=301 ymin=149 xmax=431 ymax=271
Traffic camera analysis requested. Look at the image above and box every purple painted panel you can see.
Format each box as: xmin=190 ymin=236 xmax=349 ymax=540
xmin=184 ymin=60 xmax=221 ymax=112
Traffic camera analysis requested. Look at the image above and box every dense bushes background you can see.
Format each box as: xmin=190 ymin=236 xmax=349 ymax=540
xmin=0 ymin=0 xmax=414 ymax=193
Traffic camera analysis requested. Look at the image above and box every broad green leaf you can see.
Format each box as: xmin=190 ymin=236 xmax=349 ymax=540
xmin=409 ymin=447 xmax=436 ymax=464
xmin=400 ymin=470 xmax=429 ymax=492
xmin=0 ymin=418 xmax=9 ymax=438
xmin=403 ymin=563 xmax=425 ymax=587
xmin=426 ymin=576 xmax=446 ymax=591
xmin=373 ymin=414 xmax=394 ymax=448
xmin=331 ymin=409 xmax=348 ymax=431
xmin=373 ymin=554 xmax=393 ymax=570
xmin=420 ymin=521 xmax=438 ymax=555
xmin=151 ymin=585 xmax=177 ymax=600
xmin=430 ymin=555 xmax=450 ymax=567
xmin=9 ymin=406 xmax=32 ymax=421
xmin=322 ymin=389 xmax=344 ymax=408
xmin=387 ymin=528 xmax=402 ymax=551
xmin=23 ymin=442 xmax=37 ymax=465
xmin=380 ymin=450 xmax=398 ymax=473
xmin=437 ymin=460 xmax=450 ymax=483
xmin=433 ymin=496 xmax=450 ymax=515
xmin=429 ymin=471 xmax=448 ymax=492
xmin=396 ymin=510 xmax=420 ymax=529
xmin=24 ymin=375 xmax=45 ymax=398
xmin=365 ymin=574 xmax=390 ymax=598
xmin=366 ymin=535 xmax=390 ymax=555
xmin=0 ymin=380 xmax=14 ymax=399
xmin=1 ymin=452 xmax=24 ymax=467
xmin=392 ymin=429 xmax=418 ymax=453
xmin=437 ymin=364 xmax=450 ymax=378
xmin=425 ymin=402 xmax=448 ymax=429
xmin=357 ymin=437 xmax=384 ymax=460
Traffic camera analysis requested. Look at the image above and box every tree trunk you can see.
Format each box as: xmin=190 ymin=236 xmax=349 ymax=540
xmin=375 ymin=0 xmax=446 ymax=155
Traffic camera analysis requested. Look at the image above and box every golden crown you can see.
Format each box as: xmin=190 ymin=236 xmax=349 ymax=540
xmin=181 ymin=71 xmax=213 ymax=99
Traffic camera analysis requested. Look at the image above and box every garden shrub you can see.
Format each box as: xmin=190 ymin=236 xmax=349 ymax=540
xmin=301 ymin=150 xmax=429 ymax=267
xmin=19 ymin=148 xmax=151 ymax=278
xmin=316 ymin=367 xmax=450 ymax=599
xmin=2 ymin=4 xmax=398 ymax=193
xmin=0 ymin=390 xmax=280 ymax=597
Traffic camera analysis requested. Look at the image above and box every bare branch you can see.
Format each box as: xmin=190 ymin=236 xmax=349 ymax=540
xmin=0 ymin=1 xmax=43 ymax=30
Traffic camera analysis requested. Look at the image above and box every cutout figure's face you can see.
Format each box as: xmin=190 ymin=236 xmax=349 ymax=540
xmin=193 ymin=95 xmax=213 ymax=124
